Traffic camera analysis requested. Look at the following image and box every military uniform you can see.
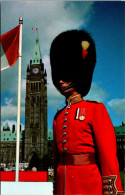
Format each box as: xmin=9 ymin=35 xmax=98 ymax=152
xmin=53 ymin=100 xmax=123 ymax=195
xmin=50 ymin=29 xmax=124 ymax=195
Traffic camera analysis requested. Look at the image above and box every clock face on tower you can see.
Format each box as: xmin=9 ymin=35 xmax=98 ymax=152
xmin=32 ymin=68 xmax=39 ymax=74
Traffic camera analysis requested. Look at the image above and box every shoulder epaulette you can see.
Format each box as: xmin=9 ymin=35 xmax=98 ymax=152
xmin=86 ymin=99 xmax=101 ymax=104
xmin=54 ymin=108 xmax=64 ymax=120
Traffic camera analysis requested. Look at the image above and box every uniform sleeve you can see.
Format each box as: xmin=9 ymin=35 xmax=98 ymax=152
xmin=92 ymin=103 xmax=124 ymax=194
xmin=53 ymin=118 xmax=60 ymax=195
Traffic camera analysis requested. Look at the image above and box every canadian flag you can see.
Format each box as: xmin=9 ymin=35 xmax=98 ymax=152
xmin=0 ymin=25 xmax=20 ymax=71
xmin=32 ymin=27 xmax=38 ymax=31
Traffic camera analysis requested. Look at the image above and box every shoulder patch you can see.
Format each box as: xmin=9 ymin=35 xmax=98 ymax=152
xmin=86 ymin=99 xmax=101 ymax=104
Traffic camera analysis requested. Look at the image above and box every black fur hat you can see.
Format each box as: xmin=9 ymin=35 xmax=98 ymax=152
xmin=50 ymin=30 xmax=96 ymax=97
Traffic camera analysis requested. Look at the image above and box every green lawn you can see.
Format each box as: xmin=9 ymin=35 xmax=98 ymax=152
xmin=48 ymin=176 xmax=54 ymax=182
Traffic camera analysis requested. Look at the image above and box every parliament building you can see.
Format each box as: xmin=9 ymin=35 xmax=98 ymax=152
xmin=24 ymin=38 xmax=48 ymax=168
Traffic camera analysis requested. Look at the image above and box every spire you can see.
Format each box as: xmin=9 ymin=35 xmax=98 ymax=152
xmin=31 ymin=38 xmax=42 ymax=65
xmin=44 ymin=69 xmax=47 ymax=77
xmin=3 ymin=122 xmax=10 ymax=131
xmin=27 ymin=64 xmax=30 ymax=72
xmin=122 ymin=118 xmax=125 ymax=126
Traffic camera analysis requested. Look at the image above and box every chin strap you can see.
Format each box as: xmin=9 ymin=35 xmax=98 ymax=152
xmin=61 ymin=82 xmax=74 ymax=92
xmin=102 ymin=176 xmax=124 ymax=195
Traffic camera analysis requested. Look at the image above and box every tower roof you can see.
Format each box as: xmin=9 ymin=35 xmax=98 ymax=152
xmin=3 ymin=122 xmax=10 ymax=131
xmin=31 ymin=38 xmax=42 ymax=65
xmin=4 ymin=122 xmax=9 ymax=129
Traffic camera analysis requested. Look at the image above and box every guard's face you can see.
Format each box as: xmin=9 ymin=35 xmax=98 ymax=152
xmin=58 ymin=80 xmax=75 ymax=97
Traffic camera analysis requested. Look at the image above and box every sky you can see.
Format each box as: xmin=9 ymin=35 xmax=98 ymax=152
xmin=1 ymin=1 xmax=125 ymax=132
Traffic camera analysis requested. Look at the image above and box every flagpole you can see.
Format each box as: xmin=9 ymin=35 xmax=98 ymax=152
xmin=37 ymin=29 xmax=38 ymax=39
xmin=15 ymin=16 xmax=23 ymax=182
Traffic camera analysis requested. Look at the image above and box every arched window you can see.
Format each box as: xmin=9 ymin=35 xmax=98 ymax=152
xmin=32 ymin=133 xmax=37 ymax=144
xmin=36 ymin=83 xmax=38 ymax=91
xmin=31 ymin=83 xmax=33 ymax=91
xmin=39 ymin=83 xmax=41 ymax=90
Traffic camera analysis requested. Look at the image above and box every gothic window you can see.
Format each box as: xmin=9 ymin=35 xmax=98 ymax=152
xmin=35 ymin=83 xmax=36 ymax=92
xmin=37 ymin=96 xmax=39 ymax=102
xmin=31 ymin=96 xmax=35 ymax=107
xmin=37 ymin=96 xmax=39 ymax=107
xmin=36 ymin=83 xmax=38 ymax=91
xmin=39 ymin=83 xmax=41 ymax=90
xmin=32 ymin=133 xmax=37 ymax=144
xmin=31 ymin=83 xmax=35 ymax=92
xmin=30 ymin=107 xmax=34 ymax=124
xmin=33 ymin=83 xmax=35 ymax=91
xmin=31 ymin=83 xmax=33 ymax=92
xmin=33 ymin=83 xmax=35 ymax=92
xmin=36 ymin=113 xmax=39 ymax=124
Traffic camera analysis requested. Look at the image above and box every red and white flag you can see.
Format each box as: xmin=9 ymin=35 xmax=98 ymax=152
xmin=32 ymin=27 xmax=38 ymax=31
xmin=0 ymin=25 xmax=20 ymax=71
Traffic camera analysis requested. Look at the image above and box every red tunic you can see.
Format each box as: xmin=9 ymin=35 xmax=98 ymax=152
xmin=53 ymin=100 xmax=123 ymax=195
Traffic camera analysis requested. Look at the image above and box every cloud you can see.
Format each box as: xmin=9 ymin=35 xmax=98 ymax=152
xmin=85 ymin=82 xmax=108 ymax=102
xmin=1 ymin=97 xmax=25 ymax=120
xmin=108 ymin=99 xmax=125 ymax=116
xmin=1 ymin=120 xmax=24 ymax=131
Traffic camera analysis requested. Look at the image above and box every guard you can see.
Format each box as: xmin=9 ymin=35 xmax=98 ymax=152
xmin=50 ymin=30 xmax=124 ymax=195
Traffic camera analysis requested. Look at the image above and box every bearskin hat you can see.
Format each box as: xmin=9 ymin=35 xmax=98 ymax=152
xmin=50 ymin=30 xmax=96 ymax=97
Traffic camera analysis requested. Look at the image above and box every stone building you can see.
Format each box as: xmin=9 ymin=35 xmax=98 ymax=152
xmin=24 ymin=38 xmax=48 ymax=166
xmin=1 ymin=122 xmax=24 ymax=164
xmin=115 ymin=121 xmax=125 ymax=171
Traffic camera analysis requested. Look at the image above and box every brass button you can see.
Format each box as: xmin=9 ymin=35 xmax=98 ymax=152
xmin=65 ymin=112 xmax=68 ymax=115
xmin=64 ymin=118 xmax=67 ymax=122
xmin=63 ymin=132 xmax=66 ymax=137
xmin=63 ymin=125 xmax=67 ymax=129
xmin=62 ymin=140 xmax=66 ymax=144
xmin=67 ymin=106 xmax=70 ymax=109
